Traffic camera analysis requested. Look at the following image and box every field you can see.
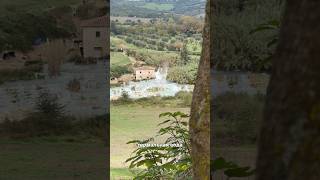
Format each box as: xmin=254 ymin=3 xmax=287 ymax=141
xmin=141 ymin=3 xmax=174 ymax=11
xmin=110 ymin=103 xmax=190 ymax=178
xmin=111 ymin=16 xmax=152 ymax=23
xmin=0 ymin=139 xmax=107 ymax=180
xmin=111 ymin=52 xmax=131 ymax=67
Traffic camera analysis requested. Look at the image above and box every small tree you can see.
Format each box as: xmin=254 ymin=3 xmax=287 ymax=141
xmin=43 ymin=39 xmax=68 ymax=77
xmin=180 ymin=43 xmax=190 ymax=65
xmin=126 ymin=112 xmax=192 ymax=179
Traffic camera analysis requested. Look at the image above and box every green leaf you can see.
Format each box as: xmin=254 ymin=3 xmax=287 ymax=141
xmin=158 ymin=119 xmax=171 ymax=126
xmin=224 ymin=167 xmax=255 ymax=177
xmin=173 ymin=111 xmax=189 ymax=118
xmin=267 ymin=38 xmax=278 ymax=47
xmin=127 ymin=140 xmax=140 ymax=144
xmin=125 ymin=155 xmax=139 ymax=163
xmin=211 ymin=157 xmax=237 ymax=171
xmin=159 ymin=112 xmax=173 ymax=118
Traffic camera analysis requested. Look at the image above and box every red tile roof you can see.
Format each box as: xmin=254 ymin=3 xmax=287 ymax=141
xmin=81 ymin=16 xmax=108 ymax=27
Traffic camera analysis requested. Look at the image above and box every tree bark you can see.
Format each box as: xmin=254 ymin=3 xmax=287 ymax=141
xmin=189 ymin=0 xmax=211 ymax=179
xmin=256 ymin=1 xmax=320 ymax=180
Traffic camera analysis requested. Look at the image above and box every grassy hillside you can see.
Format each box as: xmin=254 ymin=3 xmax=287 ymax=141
xmin=110 ymin=0 xmax=205 ymax=17
xmin=111 ymin=52 xmax=131 ymax=67
xmin=142 ymin=2 xmax=174 ymax=11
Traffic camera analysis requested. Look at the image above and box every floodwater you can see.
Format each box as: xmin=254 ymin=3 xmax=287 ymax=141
xmin=0 ymin=61 xmax=108 ymax=121
xmin=110 ymin=67 xmax=194 ymax=100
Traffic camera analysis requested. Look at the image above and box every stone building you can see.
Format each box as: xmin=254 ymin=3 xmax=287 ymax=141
xmin=134 ymin=66 xmax=156 ymax=81
xmin=80 ymin=16 xmax=109 ymax=59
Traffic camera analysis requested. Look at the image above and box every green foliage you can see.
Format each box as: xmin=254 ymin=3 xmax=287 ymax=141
xmin=250 ymin=19 xmax=280 ymax=60
xmin=0 ymin=90 xmax=107 ymax=139
xmin=213 ymin=0 xmax=283 ymax=72
xmin=212 ymin=157 xmax=255 ymax=178
xmin=111 ymin=1 xmax=163 ymax=18
xmin=213 ymin=93 xmax=264 ymax=145
xmin=126 ymin=49 xmax=179 ymax=66
xmin=167 ymin=60 xmax=198 ymax=84
xmin=110 ymin=66 xmax=131 ymax=79
xmin=179 ymin=43 xmax=190 ymax=65
xmin=111 ymin=91 xmax=193 ymax=108
xmin=0 ymin=63 xmax=43 ymax=84
xmin=142 ymin=3 xmax=174 ymax=11
xmin=35 ymin=91 xmax=66 ymax=117
xmin=0 ymin=91 xmax=71 ymax=137
xmin=126 ymin=112 xmax=191 ymax=179
xmin=0 ymin=12 xmax=73 ymax=52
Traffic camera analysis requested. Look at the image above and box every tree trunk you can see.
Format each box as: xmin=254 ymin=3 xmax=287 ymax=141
xmin=189 ymin=0 xmax=211 ymax=179
xmin=256 ymin=1 xmax=320 ymax=180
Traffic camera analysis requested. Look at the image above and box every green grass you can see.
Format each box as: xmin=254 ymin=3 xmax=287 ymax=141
xmin=111 ymin=52 xmax=131 ymax=67
xmin=187 ymin=39 xmax=202 ymax=54
xmin=0 ymin=138 xmax=107 ymax=180
xmin=110 ymin=104 xmax=190 ymax=168
xmin=141 ymin=3 xmax=174 ymax=11
xmin=110 ymin=168 xmax=134 ymax=180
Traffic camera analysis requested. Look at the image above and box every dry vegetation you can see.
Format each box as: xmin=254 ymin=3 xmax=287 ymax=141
xmin=42 ymin=39 xmax=68 ymax=77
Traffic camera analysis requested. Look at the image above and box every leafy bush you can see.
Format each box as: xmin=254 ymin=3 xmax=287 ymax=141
xmin=175 ymin=91 xmax=193 ymax=106
xmin=211 ymin=157 xmax=255 ymax=179
xmin=0 ymin=12 xmax=73 ymax=52
xmin=111 ymin=66 xmax=131 ymax=78
xmin=0 ymin=65 xmax=43 ymax=84
xmin=0 ymin=91 xmax=71 ymax=137
xmin=126 ymin=112 xmax=191 ymax=179
xmin=212 ymin=0 xmax=282 ymax=72
xmin=0 ymin=90 xmax=107 ymax=139
xmin=167 ymin=61 xmax=198 ymax=84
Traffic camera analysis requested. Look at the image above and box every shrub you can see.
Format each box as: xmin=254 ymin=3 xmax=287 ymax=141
xmin=125 ymin=37 xmax=133 ymax=44
xmin=175 ymin=91 xmax=193 ymax=106
xmin=0 ymin=66 xmax=43 ymax=83
xmin=0 ymin=91 xmax=71 ymax=137
xmin=0 ymin=90 xmax=108 ymax=139
xmin=167 ymin=62 xmax=198 ymax=84
xmin=110 ymin=66 xmax=131 ymax=78
xmin=126 ymin=112 xmax=191 ymax=179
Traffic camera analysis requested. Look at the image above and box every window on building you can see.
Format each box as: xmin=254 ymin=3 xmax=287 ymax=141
xmin=96 ymin=31 xmax=101 ymax=38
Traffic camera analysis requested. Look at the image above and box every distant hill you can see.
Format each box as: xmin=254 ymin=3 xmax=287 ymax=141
xmin=173 ymin=0 xmax=206 ymax=16
xmin=111 ymin=0 xmax=206 ymax=17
